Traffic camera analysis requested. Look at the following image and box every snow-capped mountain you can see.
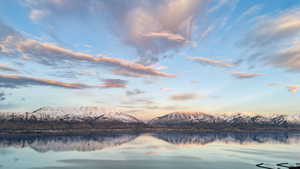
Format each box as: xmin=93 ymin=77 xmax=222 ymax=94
xmin=149 ymin=112 xmax=300 ymax=127
xmin=149 ymin=112 xmax=217 ymax=125
xmin=31 ymin=106 xmax=141 ymax=123
xmin=1 ymin=108 xmax=300 ymax=130
xmin=0 ymin=106 xmax=141 ymax=123
xmin=287 ymin=114 xmax=300 ymax=124
xmin=220 ymin=113 xmax=272 ymax=124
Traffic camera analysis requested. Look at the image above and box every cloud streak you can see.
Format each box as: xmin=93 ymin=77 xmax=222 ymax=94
xmin=99 ymin=79 xmax=127 ymax=88
xmin=17 ymin=40 xmax=176 ymax=77
xmin=102 ymin=0 xmax=210 ymax=64
xmin=232 ymin=72 xmax=264 ymax=79
xmin=270 ymin=44 xmax=300 ymax=71
xmin=170 ymin=93 xmax=200 ymax=101
xmin=0 ymin=74 xmax=91 ymax=89
xmin=0 ymin=23 xmax=175 ymax=78
xmin=126 ymin=89 xmax=145 ymax=96
xmin=0 ymin=92 xmax=5 ymax=101
xmin=142 ymin=32 xmax=187 ymax=43
xmin=0 ymin=73 xmax=128 ymax=90
xmin=267 ymin=82 xmax=280 ymax=86
xmin=287 ymin=85 xmax=300 ymax=93
xmin=0 ymin=64 xmax=18 ymax=72
xmin=24 ymin=0 xmax=213 ymax=64
xmin=160 ymin=88 xmax=172 ymax=91
xmin=242 ymin=7 xmax=300 ymax=72
xmin=188 ymin=56 xmax=235 ymax=68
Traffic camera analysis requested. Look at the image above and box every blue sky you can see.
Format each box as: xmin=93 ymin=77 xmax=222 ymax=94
xmin=0 ymin=0 xmax=300 ymax=119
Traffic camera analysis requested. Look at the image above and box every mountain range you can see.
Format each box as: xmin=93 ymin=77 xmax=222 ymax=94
xmin=149 ymin=112 xmax=300 ymax=126
xmin=0 ymin=106 xmax=300 ymax=132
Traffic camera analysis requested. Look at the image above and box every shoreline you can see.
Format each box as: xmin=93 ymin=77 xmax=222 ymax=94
xmin=1 ymin=127 xmax=300 ymax=135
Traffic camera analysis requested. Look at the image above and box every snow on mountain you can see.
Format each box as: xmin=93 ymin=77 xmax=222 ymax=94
xmin=31 ymin=106 xmax=141 ymax=123
xmin=287 ymin=114 xmax=300 ymax=124
xmin=1 ymin=108 xmax=299 ymax=126
xmin=3 ymin=106 xmax=141 ymax=123
xmin=149 ymin=112 xmax=216 ymax=124
xmin=149 ymin=112 xmax=300 ymax=126
xmin=221 ymin=113 xmax=271 ymax=124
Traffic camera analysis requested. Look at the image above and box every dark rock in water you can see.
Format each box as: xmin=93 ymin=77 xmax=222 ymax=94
xmin=256 ymin=163 xmax=300 ymax=169
xmin=277 ymin=163 xmax=300 ymax=169
xmin=256 ymin=163 xmax=272 ymax=169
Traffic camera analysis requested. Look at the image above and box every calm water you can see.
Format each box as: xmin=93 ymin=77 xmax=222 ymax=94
xmin=0 ymin=132 xmax=299 ymax=169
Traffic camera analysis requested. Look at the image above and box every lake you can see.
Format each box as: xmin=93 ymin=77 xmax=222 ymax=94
xmin=0 ymin=132 xmax=299 ymax=169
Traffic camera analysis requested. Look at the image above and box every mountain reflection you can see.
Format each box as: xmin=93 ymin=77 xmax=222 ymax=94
xmin=0 ymin=132 xmax=299 ymax=152
xmin=152 ymin=132 xmax=300 ymax=145
xmin=0 ymin=134 xmax=139 ymax=152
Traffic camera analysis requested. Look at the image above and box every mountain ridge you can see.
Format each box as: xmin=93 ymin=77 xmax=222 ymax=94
xmin=149 ymin=111 xmax=300 ymax=126
xmin=1 ymin=107 xmax=300 ymax=133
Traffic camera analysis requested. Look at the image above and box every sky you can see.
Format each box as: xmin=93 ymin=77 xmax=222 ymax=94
xmin=0 ymin=0 xmax=300 ymax=120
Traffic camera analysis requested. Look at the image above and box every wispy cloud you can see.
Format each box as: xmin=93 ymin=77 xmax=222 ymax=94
xmin=0 ymin=23 xmax=175 ymax=78
xmin=141 ymin=105 xmax=191 ymax=111
xmin=102 ymin=0 xmax=211 ymax=64
xmin=248 ymin=8 xmax=300 ymax=47
xmin=0 ymin=74 xmax=92 ymax=89
xmin=191 ymin=80 xmax=200 ymax=84
xmin=119 ymin=103 xmax=190 ymax=111
xmin=266 ymin=83 xmax=300 ymax=93
xmin=270 ymin=44 xmax=300 ymax=71
xmin=142 ymin=32 xmax=187 ymax=43
xmin=160 ymin=88 xmax=172 ymax=91
xmin=18 ymin=40 xmax=176 ymax=77
xmin=0 ymin=22 xmax=24 ymax=57
xmin=24 ymin=0 xmax=101 ymax=19
xmin=23 ymin=0 xmax=221 ymax=64
xmin=237 ymin=4 xmax=263 ymax=22
xmin=170 ymin=93 xmax=200 ymax=101
xmin=126 ymin=89 xmax=145 ymax=96
xmin=0 ymin=92 xmax=6 ymax=101
xmin=99 ymin=79 xmax=127 ymax=88
xmin=267 ymin=82 xmax=280 ymax=86
xmin=241 ymin=7 xmax=300 ymax=72
xmin=287 ymin=85 xmax=300 ymax=93
xmin=29 ymin=9 xmax=49 ymax=21
xmin=121 ymin=98 xmax=156 ymax=105
xmin=188 ymin=56 xmax=235 ymax=68
xmin=232 ymin=72 xmax=264 ymax=79
xmin=0 ymin=64 xmax=18 ymax=72
xmin=208 ymin=0 xmax=228 ymax=12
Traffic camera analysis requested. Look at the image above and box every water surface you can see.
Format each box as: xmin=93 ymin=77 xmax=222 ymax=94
xmin=0 ymin=132 xmax=299 ymax=169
